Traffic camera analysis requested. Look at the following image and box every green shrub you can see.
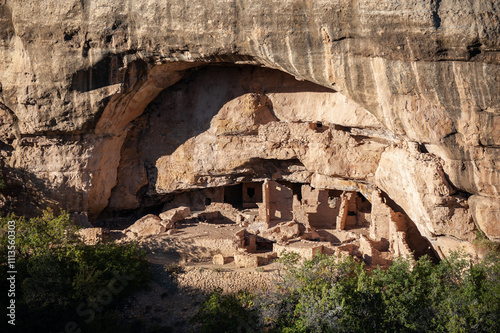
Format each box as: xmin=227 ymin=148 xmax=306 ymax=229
xmin=10 ymin=208 xmax=80 ymax=257
xmin=0 ymin=209 xmax=150 ymax=332
xmin=473 ymin=229 xmax=500 ymax=255
xmin=193 ymin=288 xmax=258 ymax=333
xmin=238 ymin=252 xmax=500 ymax=333
xmin=270 ymin=253 xmax=376 ymax=333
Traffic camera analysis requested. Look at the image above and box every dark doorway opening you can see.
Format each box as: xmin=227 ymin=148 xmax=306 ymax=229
xmin=223 ymin=184 xmax=243 ymax=208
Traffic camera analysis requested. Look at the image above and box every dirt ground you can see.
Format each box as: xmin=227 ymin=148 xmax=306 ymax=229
xmin=117 ymin=221 xmax=281 ymax=332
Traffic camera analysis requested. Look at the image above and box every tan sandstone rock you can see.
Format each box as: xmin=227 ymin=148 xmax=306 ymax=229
xmin=274 ymin=241 xmax=324 ymax=260
xmin=0 ymin=0 xmax=499 ymax=258
xmin=234 ymin=253 xmax=259 ymax=268
xmin=469 ymin=195 xmax=500 ymax=242
xmin=78 ymin=227 xmax=106 ymax=245
xmin=159 ymin=206 xmax=191 ymax=222
xmin=124 ymin=214 xmax=165 ymax=238
xmin=212 ymin=254 xmax=227 ymax=265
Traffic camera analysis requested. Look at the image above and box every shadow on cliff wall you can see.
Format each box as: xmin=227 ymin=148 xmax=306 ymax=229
xmin=69 ymin=53 xmax=144 ymax=92
xmin=104 ymin=65 xmax=335 ymax=216
xmin=0 ymin=4 xmax=15 ymax=44
xmin=0 ymin=164 xmax=86 ymax=218
xmin=380 ymin=191 xmax=439 ymax=262
xmin=70 ymin=54 xmax=123 ymax=92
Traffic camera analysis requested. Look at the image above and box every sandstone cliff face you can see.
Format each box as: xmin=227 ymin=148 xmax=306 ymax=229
xmin=0 ymin=1 xmax=499 ymax=253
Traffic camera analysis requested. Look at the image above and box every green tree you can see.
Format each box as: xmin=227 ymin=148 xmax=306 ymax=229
xmin=194 ymin=288 xmax=258 ymax=333
xmin=0 ymin=209 xmax=150 ymax=332
xmin=252 ymin=252 xmax=500 ymax=333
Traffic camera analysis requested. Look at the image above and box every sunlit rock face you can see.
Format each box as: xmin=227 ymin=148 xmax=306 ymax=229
xmin=0 ymin=1 xmax=499 ymax=252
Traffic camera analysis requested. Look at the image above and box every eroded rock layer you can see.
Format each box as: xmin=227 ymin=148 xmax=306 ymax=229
xmin=0 ymin=1 xmax=499 ymax=255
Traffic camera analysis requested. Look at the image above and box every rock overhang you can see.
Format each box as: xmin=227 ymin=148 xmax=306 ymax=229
xmin=0 ymin=0 xmax=498 ymax=252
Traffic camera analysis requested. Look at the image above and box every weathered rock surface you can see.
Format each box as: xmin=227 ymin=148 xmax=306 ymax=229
xmin=77 ymin=227 xmax=106 ymax=245
xmin=159 ymin=206 xmax=190 ymax=222
xmin=176 ymin=266 xmax=274 ymax=294
xmin=212 ymin=254 xmax=227 ymax=266
xmin=124 ymin=214 xmax=166 ymax=238
xmin=0 ymin=1 xmax=499 ymax=253
xmin=469 ymin=195 xmax=500 ymax=242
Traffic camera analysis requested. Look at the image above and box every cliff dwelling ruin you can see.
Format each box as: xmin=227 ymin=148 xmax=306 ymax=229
xmin=88 ymin=65 xmax=441 ymax=267
xmin=137 ymin=178 xmax=434 ymax=267
xmin=1 ymin=2 xmax=500 ymax=331
xmin=2 ymin=2 xmax=498 ymax=267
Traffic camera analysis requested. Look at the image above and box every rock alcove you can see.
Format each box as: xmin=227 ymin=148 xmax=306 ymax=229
xmin=1 ymin=1 xmax=499 ymax=263
xmin=94 ymin=64 xmax=444 ymax=262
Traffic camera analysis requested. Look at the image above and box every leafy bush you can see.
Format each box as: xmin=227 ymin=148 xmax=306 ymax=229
xmin=8 ymin=208 xmax=80 ymax=258
xmin=194 ymin=251 xmax=500 ymax=333
xmin=473 ymin=229 xmax=500 ymax=255
xmin=282 ymin=252 xmax=500 ymax=333
xmin=193 ymin=288 xmax=258 ymax=333
xmin=0 ymin=209 xmax=150 ymax=332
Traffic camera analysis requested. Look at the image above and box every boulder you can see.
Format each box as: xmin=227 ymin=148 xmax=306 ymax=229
xmin=212 ymin=254 xmax=226 ymax=265
xmin=166 ymin=229 xmax=178 ymax=235
xmin=159 ymin=206 xmax=191 ymax=222
xmin=125 ymin=214 xmax=165 ymax=238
